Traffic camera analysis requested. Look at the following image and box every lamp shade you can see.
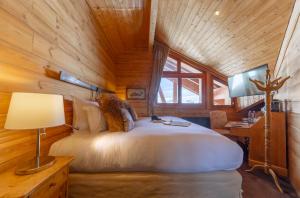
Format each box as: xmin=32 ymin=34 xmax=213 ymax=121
xmin=5 ymin=93 xmax=65 ymax=130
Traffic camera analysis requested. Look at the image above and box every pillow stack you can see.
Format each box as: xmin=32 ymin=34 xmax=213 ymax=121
xmin=97 ymin=94 xmax=138 ymax=132
xmin=72 ymin=94 xmax=138 ymax=133
xmin=73 ymin=97 xmax=107 ymax=134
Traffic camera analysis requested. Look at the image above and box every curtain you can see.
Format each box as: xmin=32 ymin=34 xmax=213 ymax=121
xmin=148 ymin=41 xmax=170 ymax=116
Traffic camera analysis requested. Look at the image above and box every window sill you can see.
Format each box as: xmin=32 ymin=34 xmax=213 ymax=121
xmin=154 ymin=103 xmax=205 ymax=109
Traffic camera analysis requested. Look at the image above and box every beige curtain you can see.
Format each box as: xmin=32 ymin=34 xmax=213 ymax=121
xmin=148 ymin=41 xmax=170 ymax=116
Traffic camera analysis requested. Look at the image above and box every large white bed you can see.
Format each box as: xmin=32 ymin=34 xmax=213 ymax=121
xmin=49 ymin=116 xmax=244 ymax=198
xmin=49 ymin=116 xmax=243 ymax=173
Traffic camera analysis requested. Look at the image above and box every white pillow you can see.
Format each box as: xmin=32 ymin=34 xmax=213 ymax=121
xmin=72 ymin=97 xmax=98 ymax=132
xmin=83 ymin=105 xmax=107 ymax=134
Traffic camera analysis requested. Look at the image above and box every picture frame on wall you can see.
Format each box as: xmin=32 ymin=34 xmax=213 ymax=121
xmin=126 ymin=88 xmax=146 ymax=100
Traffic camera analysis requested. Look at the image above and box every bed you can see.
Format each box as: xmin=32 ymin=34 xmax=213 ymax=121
xmin=49 ymin=116 xmax=243 ymax=198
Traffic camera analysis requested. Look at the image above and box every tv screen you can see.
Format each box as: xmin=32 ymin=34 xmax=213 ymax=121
xmin=228 ymin=64 xmax=267 ymax=98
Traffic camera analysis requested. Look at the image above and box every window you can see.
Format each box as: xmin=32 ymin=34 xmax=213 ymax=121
xmin=181 ymin=62 xmax=202 ymax=74
xmin=157 ymin=78 xmax=178 ymax=103
xmin=213 ymin=79 xmax=232 ymax=106
xmin=157 ymin=56 xmax=204 ymax=104
xmin=181 ymin=78 xmax=202 ymax=103
xmin=163 ymin=57 xmax=177 ymax=72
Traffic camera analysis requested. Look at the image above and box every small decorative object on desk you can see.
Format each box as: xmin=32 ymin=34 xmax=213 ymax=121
xmin=225 ymin=121 xmax=250 ymax=128
xmin=247 ymin=111 xmax=256 ymax=123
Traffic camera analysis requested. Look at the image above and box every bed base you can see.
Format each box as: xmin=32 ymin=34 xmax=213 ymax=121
xmin=69 ymin=171 xmax=242 ymax=198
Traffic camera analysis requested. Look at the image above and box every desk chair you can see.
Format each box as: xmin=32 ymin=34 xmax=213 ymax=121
xmin=209 ymin=110 xmax=230 ymax=135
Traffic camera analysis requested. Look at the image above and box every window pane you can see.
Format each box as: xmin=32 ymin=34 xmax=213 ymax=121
xmin=213 ymin=80 xmax=231 ymax=105
xmin=163 ymin=57 xmax=178 ymax=72
xmin=181 ymin=62 xmax=202 ymax=73
xmin=181 ymin=78 xmax=202 ymax=103
xmin=157 ymin=78 xmax=178 ymax=103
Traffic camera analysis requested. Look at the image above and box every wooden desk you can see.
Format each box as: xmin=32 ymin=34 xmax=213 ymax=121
xmin=225 ymin=112 xmax=287 ymax=177
xmin=225 ymin=121 xmax=256 ymax=138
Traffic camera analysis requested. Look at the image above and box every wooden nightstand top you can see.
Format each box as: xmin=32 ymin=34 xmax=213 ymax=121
xmin=0 ymin=156 xmax=73 ymax=198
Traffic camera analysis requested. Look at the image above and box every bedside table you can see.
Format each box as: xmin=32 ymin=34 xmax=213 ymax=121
xmin=0 ymin=156 xmax=73 ymax=198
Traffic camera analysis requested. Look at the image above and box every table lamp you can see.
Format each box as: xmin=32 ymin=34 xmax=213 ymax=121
xmin=5 ymin=92 xmax=65 ymax=175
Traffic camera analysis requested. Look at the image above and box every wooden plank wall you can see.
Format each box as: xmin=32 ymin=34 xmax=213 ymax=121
xmin=0 ymin=0 xmax=116 ymax=97
xmin=0 ymin=0 xmax=116 ymax=171
xmin=274 ymin=0 xmax=300 ymax=195
xmin=116 ymin=51 xmax=152 ymax=116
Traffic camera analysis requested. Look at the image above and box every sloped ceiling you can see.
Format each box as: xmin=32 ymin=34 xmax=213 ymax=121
xmin=87 ymin=0 xmax=295 ymax=76
xmin=86 ymin=0 xmax=156 ymax=60
xmin=156 ymin=0 xmax=295 ymax=76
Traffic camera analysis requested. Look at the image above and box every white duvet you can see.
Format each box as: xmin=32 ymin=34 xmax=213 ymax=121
xmin=49 ymin=117 xmax=243 ymax=173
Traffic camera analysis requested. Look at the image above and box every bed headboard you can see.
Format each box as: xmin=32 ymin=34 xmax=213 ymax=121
xmin=0 ymin=92 xmax=73 ymax=172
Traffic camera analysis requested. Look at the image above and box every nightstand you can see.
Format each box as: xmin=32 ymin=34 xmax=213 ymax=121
xmin=0 ymin=156 xmax=73 ymax=198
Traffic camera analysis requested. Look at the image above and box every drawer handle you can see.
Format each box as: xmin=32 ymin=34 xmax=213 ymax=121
xmin=49 ymin=182 xmax=57 ymax=188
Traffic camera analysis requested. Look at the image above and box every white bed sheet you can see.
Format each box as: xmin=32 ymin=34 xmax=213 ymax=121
xmin=49 ymin=117 xmax=243 ymax=173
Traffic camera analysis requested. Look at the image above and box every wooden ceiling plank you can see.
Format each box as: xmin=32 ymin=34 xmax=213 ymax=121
xmin=187 ymin=0 xmax=269 ymax=56
xmin=160 ymin=0 xmax=177 ymax=44
xmin=156 ymin=0 xmax=294 ymax=76
xmin=168 ymin=0 xmax=209 ymax=49
xmin=180 ymin=0 xmax=224 ymax=53
xmin=195 ymin=2 xmax=285 ymax=75
xmin=186 ymin=0 xmax=246 ymax=56
xmin=211 ymin=13 xmax=291 ymax=68
xmin=170 ymin=0 xmax=208 ymax=50
xmin=203 ymin=1 xmax=289 ymax=57
xmin=160 ymin=0 xmax=180 ymax=47
xmin=217 ymin=25 xmax=288 ymax=68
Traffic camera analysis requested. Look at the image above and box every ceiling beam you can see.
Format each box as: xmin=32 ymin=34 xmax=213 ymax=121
xmin=144 ymin=0 xmax=158 ymax=51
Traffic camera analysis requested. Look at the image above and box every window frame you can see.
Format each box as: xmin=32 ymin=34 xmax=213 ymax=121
xmin=156 ymin=54 xmax=206 ymax=107
xmin=211 ymin=77 xmax=234 ymax=108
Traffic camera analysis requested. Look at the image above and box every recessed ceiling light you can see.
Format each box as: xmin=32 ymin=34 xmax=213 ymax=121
xmin=215 ymin=11 xmax=220 ymax=16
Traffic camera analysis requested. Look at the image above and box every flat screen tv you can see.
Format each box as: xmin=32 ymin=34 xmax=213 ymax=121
xmin=228 ymin=64 xmax=268 ymax=98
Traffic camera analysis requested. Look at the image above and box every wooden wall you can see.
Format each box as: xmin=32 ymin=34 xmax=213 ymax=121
xmin=274 ymin=0 xmax=300 ymax=195
xmin=0 ymin=0 xmax=116 ymax=98
xmin=0 ymin=0 xmax=116 ymax=171
xmin=116 ymin=51 xmax=152 ymax=116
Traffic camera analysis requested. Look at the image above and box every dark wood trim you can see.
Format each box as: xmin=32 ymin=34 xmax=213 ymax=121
xmin=169 ymin=50 xmax=227 ymax=81
xmin=155 ymin=52 xmax=238 ymax=112
xmin=45 ymin=68 xmax=114 ymax=93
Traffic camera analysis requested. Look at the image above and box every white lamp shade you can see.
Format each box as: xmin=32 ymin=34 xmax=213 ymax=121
xmin=4 ymin=93 xmax=65 ymax=130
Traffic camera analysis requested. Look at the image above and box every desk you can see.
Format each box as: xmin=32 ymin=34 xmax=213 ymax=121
xmin=225 ymin=121 xmax=256 ymax=138
xmin=225 ymin=113 xmax=287 ymax=177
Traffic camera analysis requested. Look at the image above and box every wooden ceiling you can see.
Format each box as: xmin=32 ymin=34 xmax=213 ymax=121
xmin=87 ymin=0 xmax=295 ymax=76
xmin=86 ymin=0 xmax=157 ymax=60
xmin=156 ymin=0 xmax=295 ymax=76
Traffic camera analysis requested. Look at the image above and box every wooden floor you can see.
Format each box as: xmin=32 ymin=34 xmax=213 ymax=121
xmin=239 ymin=164 xmax=298 ymax=198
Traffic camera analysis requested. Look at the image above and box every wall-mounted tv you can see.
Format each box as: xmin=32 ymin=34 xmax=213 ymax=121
xmin=228 ymin=64 xmax=268 ymax=98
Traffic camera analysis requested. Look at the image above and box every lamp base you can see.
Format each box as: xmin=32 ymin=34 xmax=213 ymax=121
xmin=15 ymin=156 xmax=56 ymax=175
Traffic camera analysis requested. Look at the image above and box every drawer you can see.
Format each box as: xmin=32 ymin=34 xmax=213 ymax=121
xmin=29 ymin=166 xmax=69 ymax=198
